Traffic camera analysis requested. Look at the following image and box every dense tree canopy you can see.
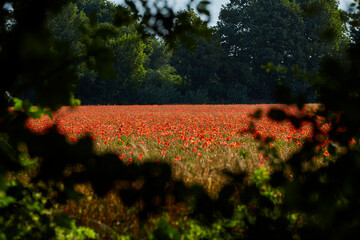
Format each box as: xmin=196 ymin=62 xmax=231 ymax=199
xmin=30 ymin=0 xmax=350 ymax=105
xmin=171 ymin=30 xmax=222 ymax=91
xmin=217 ymin=0 xmax=346 ymax=102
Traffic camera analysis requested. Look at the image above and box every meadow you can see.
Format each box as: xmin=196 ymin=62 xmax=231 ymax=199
xmin=24 ymin=104 xmax=325 ymax=238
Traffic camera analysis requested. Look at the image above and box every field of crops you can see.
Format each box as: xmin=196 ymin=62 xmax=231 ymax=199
xmin=26 ymin=104 xmax=317 ymax=181
xmin=25 ymin=104 xmax=321 ymax=238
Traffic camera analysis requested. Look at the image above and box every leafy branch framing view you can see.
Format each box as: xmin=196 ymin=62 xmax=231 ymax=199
xmin=1 ymin=0 xmax=360 ymax=239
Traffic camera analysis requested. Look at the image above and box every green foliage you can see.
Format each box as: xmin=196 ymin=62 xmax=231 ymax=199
xmin=166 ymin=8 xmax=213 ymax=51
xmin=150 ymin=218 xmax=181 ymax=240
xmin=238 ymin=148 xmax=250 ymax=159
xmin=2 ymin=0 xmax=360 ymax=239
xmin=137 ymin=83 xmax=182 ymax=105
xmin=71 ymin=4 xmax=218 ymax=105
xmin=77 ymin=0 xmax=115 ymax=24
xmin=226 ymin=84 xmax=249 ymax=104
xmin=217 ymin=0 xmax=346 ymax=102
xmin=0 ymin=182 xmax=55 ymax=239
xmin=0 ymin=0 xmax=214 ymax=238
xmin=55 ymin=214 xmax=97 ymax=240
xmin=12 ymin=97 xmax=53 ymax=118
xmin=251 ymin=167 xmax=283 ymax=206
xmin=170 ymin=29 xmax=223 ymax=91
xmin=146 ymin=65 xmax=182 ymax=87
xmin=144 ymin=38 xmax=173 ymax=71
xmin=182 ymin=88 xmax=210 ymax=104
xmin=0 ymin=180 xmax=94 ymax=240
xmin=48 ymin=2 xmax=87 ymax=56
xmin=254 ymin=5 xmax=360 ymax=238
xmin=48 ymin=0 xmax=261 ymax=105
xmin=178 ymin=204 xmax=249 ymax=240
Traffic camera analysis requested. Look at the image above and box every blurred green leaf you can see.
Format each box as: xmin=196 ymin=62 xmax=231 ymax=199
xmin=151 ymin=218 xmax=181 ymax=240
xmin=13 ymin=98 xmax=22 ymax=111
xmin=0 ymin=194 xmax=15 ymax=207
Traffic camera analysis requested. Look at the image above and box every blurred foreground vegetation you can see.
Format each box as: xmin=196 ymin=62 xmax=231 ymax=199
xmin=1 ymin=0 xmax=360 ymax=239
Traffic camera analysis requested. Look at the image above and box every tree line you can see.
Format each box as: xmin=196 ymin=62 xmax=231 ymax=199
xmin=35 ymin=0 xmax=348 ymax=105
xmin=2 ymin=0 xmax=360 ymax=239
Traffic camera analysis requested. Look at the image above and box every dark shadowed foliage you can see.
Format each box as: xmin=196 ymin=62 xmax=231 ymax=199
xmin=1 ymin=0 xmax=360 ymax=239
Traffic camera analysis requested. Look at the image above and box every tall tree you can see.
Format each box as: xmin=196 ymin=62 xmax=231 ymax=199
xmin=144 ymin=38 xmax=181 ymax=87
xmin=109 ymin=24 xmax=148 ymax=103
xmin=217 ymin=0 xmax=346 ymax=102
xmin=75 ymin=23 xmax=149 ymax=105
xmin=48 ymin=2 xmax=87 ymax=53
xmin=49 ymin=1 xmax=148 ymax=104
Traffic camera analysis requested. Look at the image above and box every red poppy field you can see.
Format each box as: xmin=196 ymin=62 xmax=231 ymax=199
xmin=25 ymin=104 xmax=317 ymax=180
xmin=24 ymin=104 xmax=325 ymax=236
